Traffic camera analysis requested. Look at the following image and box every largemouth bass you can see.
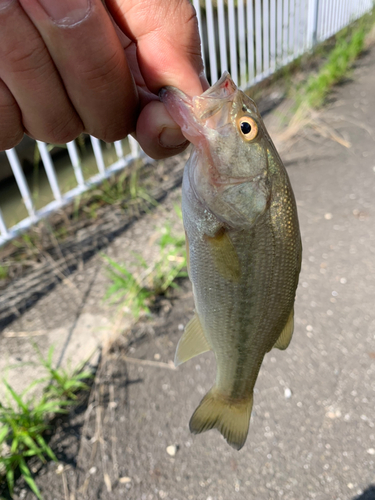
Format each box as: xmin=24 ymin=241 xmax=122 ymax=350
xmin=160 ymin=73 xmax=302 ymax=450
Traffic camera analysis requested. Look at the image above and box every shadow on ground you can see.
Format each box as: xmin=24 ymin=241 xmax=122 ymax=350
xmin=353 ymin=485 xmax=375 ymax=500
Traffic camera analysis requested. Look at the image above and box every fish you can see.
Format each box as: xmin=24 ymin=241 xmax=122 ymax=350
xmin=159 ymin=72 xmax=302 ymax=450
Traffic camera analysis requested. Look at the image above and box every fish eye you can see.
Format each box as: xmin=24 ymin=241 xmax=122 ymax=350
xmin=238 ymin=116 xmax=258 ymax=141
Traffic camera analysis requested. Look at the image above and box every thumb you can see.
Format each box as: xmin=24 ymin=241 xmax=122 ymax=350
xmin=106 ymin=0 xmax=207 ymax=96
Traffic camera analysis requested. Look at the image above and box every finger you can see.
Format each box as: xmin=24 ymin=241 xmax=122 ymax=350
xmin=0 ymin=79 xmax=23 ymax=151
xmin=20 ymin=0 xmax=139 ymax=142
xmin=0 ymin=1 xmax=83 ymax=145
xmin=107 ymin=0 xmax=207 ymax=95
xmin=107 ymin=0 xmax=207 ymax=157
xmin=136 ymin=101 xmax=189 ymax=160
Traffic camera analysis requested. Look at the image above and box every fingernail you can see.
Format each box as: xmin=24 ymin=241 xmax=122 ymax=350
xmin=159 ymin=127 xmax=189 ymax=149
xmin=0 ymin=0 xmax=15 ymax=11
xmin=38 ymin=0 xmax=91 ymax=26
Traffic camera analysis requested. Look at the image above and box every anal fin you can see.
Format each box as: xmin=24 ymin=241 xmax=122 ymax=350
xmin=175 ymin=313 xmax=211 ymax=366
xmin=273 ymin=309 xmax=294 ymax=350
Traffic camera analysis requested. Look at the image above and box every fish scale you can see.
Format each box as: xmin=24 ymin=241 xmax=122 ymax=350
xmin=160 ymin=72 xmax=302 ymax=450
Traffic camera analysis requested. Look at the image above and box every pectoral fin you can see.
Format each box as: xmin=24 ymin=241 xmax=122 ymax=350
xmin=273 ymin=309 xmax=294 ymax=350
xmin=205 ymin=228 xmax=241 ymax=283
xmin=174 ymin=313 xmax=211 ymax=366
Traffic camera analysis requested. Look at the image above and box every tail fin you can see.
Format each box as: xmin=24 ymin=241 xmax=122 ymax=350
xmin=189 ymin=387 xmax=253 ymax=450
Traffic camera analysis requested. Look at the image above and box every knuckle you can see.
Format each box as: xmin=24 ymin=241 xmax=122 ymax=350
xmin=87 ymin=119 xmax=134 ymax=144
xmin=44 ymin=116 xmax=84 ymax=145
xmin=90 ymin=127 xmax=127 ymax=144
xmin=80 ymin=50 xmax=123 ymax=92
xmin=6 ymin=40 xmax=51 ymax=78
xmin=0 ymin=87 xmax=23 ymax=151
xmin=0 ymin=129 xmax=23 ymax=151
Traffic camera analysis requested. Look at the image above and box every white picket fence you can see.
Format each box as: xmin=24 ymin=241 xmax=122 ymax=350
xmin=0 ymin=0 xmax=372 ymax=246
xmin=196 ymin=0 xmax=372 ymax=88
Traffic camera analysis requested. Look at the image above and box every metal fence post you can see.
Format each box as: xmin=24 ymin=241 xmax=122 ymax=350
xmin=5 ymin=148 xmax=36 ymax=221
xmin=0 ymin=208 xmax=9 ymax=240
xmin=307 ymin=0 xmax=320 ymax=49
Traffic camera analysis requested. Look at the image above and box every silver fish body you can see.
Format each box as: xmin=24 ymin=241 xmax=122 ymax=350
xmin=160 ymin=73 xmax=302 ymax=450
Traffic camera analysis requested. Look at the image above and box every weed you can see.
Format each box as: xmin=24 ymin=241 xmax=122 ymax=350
xmin=0 ymin=346 xmax=93 ymax=499
xmin=0 ymin=264 xmax=9 ymax=281
xmin=0 ymin=383 xmax=63 ymax=499
xmin=126 ymin=167 xmax=158 ymax=215
xmin=151 ymin=221 xmax=187 ymax=295
xmin=103 ymin=255 xmax=152 ymax=319
xmin=103 ymin=210 xmax=187 ymax=319
xmin=11 ymin=232 xmax=40 ymax=259
xmin=52 ymin=225 xmax=69 ymax=242
xmin=89 ymin=170 xmax=129 ymax=207
xmin=291 ymin=10 xmax=375 ymax=117
xmin=76 ymin=165 xmax=157 ymax=221
xmin=33 ymin=345 xmax=93 ymax=401
xmin=278 ymin=19 xmax=372 ymax=142
xmin=301 ymin=27 xmax=366 ymax=109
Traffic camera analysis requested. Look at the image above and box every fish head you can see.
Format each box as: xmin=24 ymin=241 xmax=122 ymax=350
xmin=160 ymin=72 xmax=278 ymax=228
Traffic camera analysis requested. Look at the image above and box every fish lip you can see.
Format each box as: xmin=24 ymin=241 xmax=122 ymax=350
xmin=200 ymin=71 xmax=237 ymax=99
xmin=159 ymin=72 xmax=238 ymax=143
xmin=159 ymin=86 xmax=205 ymax=141
xmin=159 ymin=71 xmax=236 ymax=107
xmin=159 ymin=86 xmax=191 ymax=105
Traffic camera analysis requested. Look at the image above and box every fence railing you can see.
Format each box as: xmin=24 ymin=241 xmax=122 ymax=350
xmin=0 ymin=0 xmax=372 ymax=247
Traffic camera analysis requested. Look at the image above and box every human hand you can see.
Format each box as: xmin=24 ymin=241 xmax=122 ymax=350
xmin=0 ymin=0 xmax=207 ymax=158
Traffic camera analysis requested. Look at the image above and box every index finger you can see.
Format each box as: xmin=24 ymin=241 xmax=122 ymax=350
xmin=20 ymin=0 xmax=139 ymax=142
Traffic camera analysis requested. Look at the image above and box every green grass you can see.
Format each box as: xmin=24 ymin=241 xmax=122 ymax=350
xmin=79 ymin=170 xmax=130 ymax=219
xmin=0 ymin=346 xmax=93 ymax=499
xmin=103 ymin=255 xmax=153 ymax=319
xmin=0 ymin=265 xmax=9 ymax=281
xmin=33 ymin=344 xmax=92 ymax=401
xmin=152 ymin=214 xmax=188 ymax=295
xmin=76 ymin=166 xmax=157 ymax=221
xmin=0 ymin=383 xmax=62 ymax=499
xmin=12 ymin=232 xmax=40 ymax=256
xmin=103 ymin=208 xmax=187 ymax=319
xmin=300 ymin=27 xmax=366 ymax=109
xmin=293 ymin=10 xmax=375 ymax=115
xmin=279 ymin=16 xmax=375 ymax=137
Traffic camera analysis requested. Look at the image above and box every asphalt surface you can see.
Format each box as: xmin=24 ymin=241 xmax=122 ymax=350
xmin=7 ymin=45 xmax=375 ymax=500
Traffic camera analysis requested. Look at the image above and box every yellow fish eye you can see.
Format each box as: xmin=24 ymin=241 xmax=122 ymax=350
xmin=238 ymin=116 xmax=258 ymax=141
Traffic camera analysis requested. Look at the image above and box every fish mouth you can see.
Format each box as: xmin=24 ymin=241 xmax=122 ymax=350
xmin=159 ymin=72 xmax=238 ymax=147
xmin=160 ymin=73 xmax=260 ymax=193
